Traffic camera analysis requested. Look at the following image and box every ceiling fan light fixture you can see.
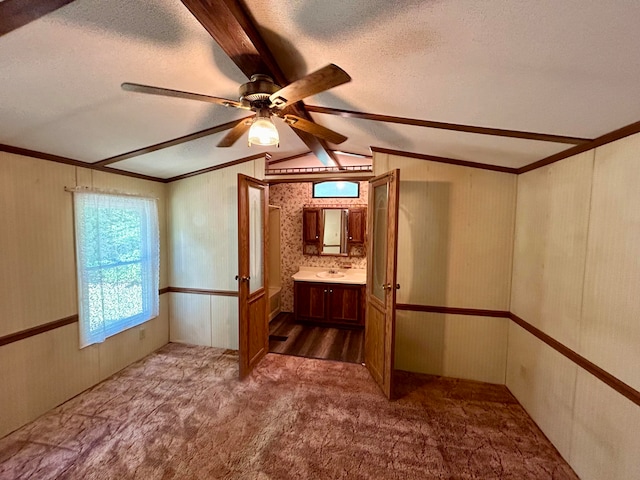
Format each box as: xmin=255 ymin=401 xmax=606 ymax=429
xmin=248 ymin=109 xmax=279 ymax=147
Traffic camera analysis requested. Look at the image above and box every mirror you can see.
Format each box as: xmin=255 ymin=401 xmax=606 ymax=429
xmin=321 ymin=208 xmax=348 ymax=255
xmin=303 ymin=206 xmax=366 ymax=257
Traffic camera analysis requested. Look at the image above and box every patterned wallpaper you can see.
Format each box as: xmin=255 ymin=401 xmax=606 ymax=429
xmin=270 ymin=182 xmax=368 ymax=312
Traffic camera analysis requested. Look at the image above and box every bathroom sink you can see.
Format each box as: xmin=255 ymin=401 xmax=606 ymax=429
xmin=316 ymin=271 xmax=346 ymax=279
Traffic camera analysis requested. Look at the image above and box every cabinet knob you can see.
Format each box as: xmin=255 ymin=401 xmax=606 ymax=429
xmin=329 ymin=290 xmax=333 ymax=293
xmin=324 ymin=289 xmax=327 ymax=293
xmin=315 ymin=235 xmax=319 ymax=239
xmin=348 ymin=236 xmax=353 ymax=240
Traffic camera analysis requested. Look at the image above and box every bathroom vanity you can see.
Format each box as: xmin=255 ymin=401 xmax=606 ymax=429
xmin=292 ymin=267 xmax=366 ymax=327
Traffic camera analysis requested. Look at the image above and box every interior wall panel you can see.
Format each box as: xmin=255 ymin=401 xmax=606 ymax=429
xmin=167 ymin=159 xmax=264 ymax=349
xmin=210 ymin=295 xmax=239 ymax=350
xmin=169 ymin=292 xmax=211 ymax=347
xmin=0 ymin=152 xmax=170 ymax=438
xmin=580 ymin=133 xmax=640 ymax=390
xmin=168 ymin=161 xmax=260 ymax=291
xmin=99 ymin=295 xmax=170 ymax=380
xmin=0 ymin=153 xmax=77 ymax=336
xmin=569 ymin=369 xmax=640 ymax=480
xmin=510 ymin=151 xmax=593 ymax=349
xmin=382 ymin=154 xmax=516 ymax=310
xmin=395 ymin=310 xmax=508 ymax=385
xmin=0 ymin=324 xmax=100 ymax=437
xmin=505 ymin=322 xmax=577 ymax=461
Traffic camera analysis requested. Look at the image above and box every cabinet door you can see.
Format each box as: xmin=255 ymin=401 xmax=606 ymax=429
xmin=328 ymin=284 xmax=363 ymax=325
xmin=294 ymin=281 xmax=326 ymax=321
xmin=348 ymin=208 xmax=366 ymax=244
xmin=302 ymin=208 xmax=321 ymax=245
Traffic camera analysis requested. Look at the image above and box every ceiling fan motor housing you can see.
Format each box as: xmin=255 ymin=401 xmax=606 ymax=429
xmin=239 ymin=74 xmax=281 ymax=108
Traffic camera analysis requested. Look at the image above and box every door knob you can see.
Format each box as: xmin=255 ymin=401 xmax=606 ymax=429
xmin=395 ymin=284 xmax=400 ymax=290
xmin=235 ymin=275 xmax=250 ymax=282
xmin=381 ymin=283 xmax=390 ymax=291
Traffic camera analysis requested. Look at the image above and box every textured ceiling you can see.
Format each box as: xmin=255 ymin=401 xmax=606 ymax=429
xmin=1 ymin=0 xmax=640 ymax=179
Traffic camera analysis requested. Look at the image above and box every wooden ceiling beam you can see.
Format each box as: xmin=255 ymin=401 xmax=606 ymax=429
xmin=0 ymin=0 xmax=75 ymax=36
xmin=307 ymin=105 xmax=592 ymax=145
xmin=180 ymin=0 xmax=342 ymax=169
xmin=94 ymin=117 xmax=251 ymax=167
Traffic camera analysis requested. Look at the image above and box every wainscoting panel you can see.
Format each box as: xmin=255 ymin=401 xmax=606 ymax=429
xmin=99 ymin=295 xmax=169 ymax=380
xmin=210 ymin=295 xmax=239 ymax=350
xmin=169 ymin=292 xmax=211 ymax=347
xmin=395 ymin=310 xmax=509 ymax=384
xmin=505 ymin=321 xmax=577 ymax=460
xmin=0 ymin=323 xmax=99 ymax=437
xmin=569 ymin=368 xmax=640 ymax=480
xmin=511 ymin=150 xmax=593 ymax=350
xmin=580 ymin=133 xmax=640 ymax=391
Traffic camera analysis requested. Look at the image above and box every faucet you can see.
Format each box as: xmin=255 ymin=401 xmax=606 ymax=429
xmin=328 ymin=268 xmax=338 ymax=274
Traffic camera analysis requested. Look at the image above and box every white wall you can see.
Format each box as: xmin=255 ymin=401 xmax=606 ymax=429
xmin=508 ymin=133 xmax=640 ymax=480
xmin=374 ymin=152 xmax=516 ymax=384
xmin=167 ymin=159 xmax=265 ymax=349
xmin=0 ymin=152 xmax=169 ymax=438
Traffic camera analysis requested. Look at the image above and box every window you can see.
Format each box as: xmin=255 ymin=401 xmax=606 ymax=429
xmin=74 ymin=192 xmax=159 ymax=348
xmin=312 ymin=181 xmax=360 ymax=198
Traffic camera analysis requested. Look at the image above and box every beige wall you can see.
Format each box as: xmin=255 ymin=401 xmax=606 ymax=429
xmin=167 ymin=159 xmax=264 ymax=349
xmin=268 ymin=182 xmax=368 ymax=313
xmin=0 ymin=152 xmax=169 ymax=438
xmin=508 ymin=133 xmax=640 ymax=479
xmin=374 ymin=153 xmax=516 ymax=383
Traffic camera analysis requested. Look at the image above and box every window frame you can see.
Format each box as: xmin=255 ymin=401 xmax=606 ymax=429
xmin=74 ymin=191 xmax=159 ymax=348
xmin=312 ymin=181 xmax=360 ymax=199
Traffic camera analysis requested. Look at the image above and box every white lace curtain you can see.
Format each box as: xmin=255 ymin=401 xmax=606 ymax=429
xmin=73 ymin=191 xmax=159 ymax=348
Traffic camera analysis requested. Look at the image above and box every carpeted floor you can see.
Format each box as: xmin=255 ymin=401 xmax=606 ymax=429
xmin=0 ymin=343 xmax=578 ymax=479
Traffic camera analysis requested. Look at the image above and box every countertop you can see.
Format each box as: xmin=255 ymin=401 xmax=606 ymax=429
xmin=292 ymin=266 xmax=366 ymax=285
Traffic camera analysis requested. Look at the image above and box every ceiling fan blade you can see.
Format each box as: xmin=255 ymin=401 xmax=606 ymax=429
xmin=282 ymin=114 xmax=347 ymax=144
xmin=121 ymin=82 xmax=247 ymax=109
xmin=269 ymin=64 xmax=351 ymax=108
xmin=217 ymin=118 xmax=252 ymax=147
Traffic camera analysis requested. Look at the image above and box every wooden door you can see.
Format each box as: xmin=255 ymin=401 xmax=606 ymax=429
xmin=365 ymin=170 xmax=400 ymax=399
xmin=237 ymin=174 xmax=269 ymax=379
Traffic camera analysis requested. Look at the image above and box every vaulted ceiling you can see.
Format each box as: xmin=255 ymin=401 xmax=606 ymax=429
xmin=1 ymin=0 xmax=640 ymax=181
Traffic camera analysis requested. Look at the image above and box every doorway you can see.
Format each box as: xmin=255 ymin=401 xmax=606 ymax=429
xmin=266 ymin=180 xmax=368 ymax=364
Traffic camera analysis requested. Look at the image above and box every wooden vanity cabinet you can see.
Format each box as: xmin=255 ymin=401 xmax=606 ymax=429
xmin=294 ymin=281 xmax=364 ymax=327
xmin=347 ymin=207 xmax=366 ymax=244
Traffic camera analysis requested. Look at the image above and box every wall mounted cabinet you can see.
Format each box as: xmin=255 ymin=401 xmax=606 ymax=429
xmin=302 ymin=206 xmax=366 ymax=256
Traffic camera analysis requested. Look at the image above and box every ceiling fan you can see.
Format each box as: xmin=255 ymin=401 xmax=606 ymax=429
xmin=121 ymin=64 xmax=351 ymax=148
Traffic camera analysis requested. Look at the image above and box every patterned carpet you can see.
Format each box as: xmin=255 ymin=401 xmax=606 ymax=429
xmin=0 ymin=343 xmax=578 ymax=479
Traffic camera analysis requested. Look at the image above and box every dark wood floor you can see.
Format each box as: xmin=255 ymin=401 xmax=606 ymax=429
xmin=269 ymin=312 xmax=364 ymax=364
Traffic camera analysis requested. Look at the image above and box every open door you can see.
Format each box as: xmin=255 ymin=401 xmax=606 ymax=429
xmin=237 ymin=174 xmax=269 ymax=378
xmin=365 ymin=169 xmax=400 ymax=399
